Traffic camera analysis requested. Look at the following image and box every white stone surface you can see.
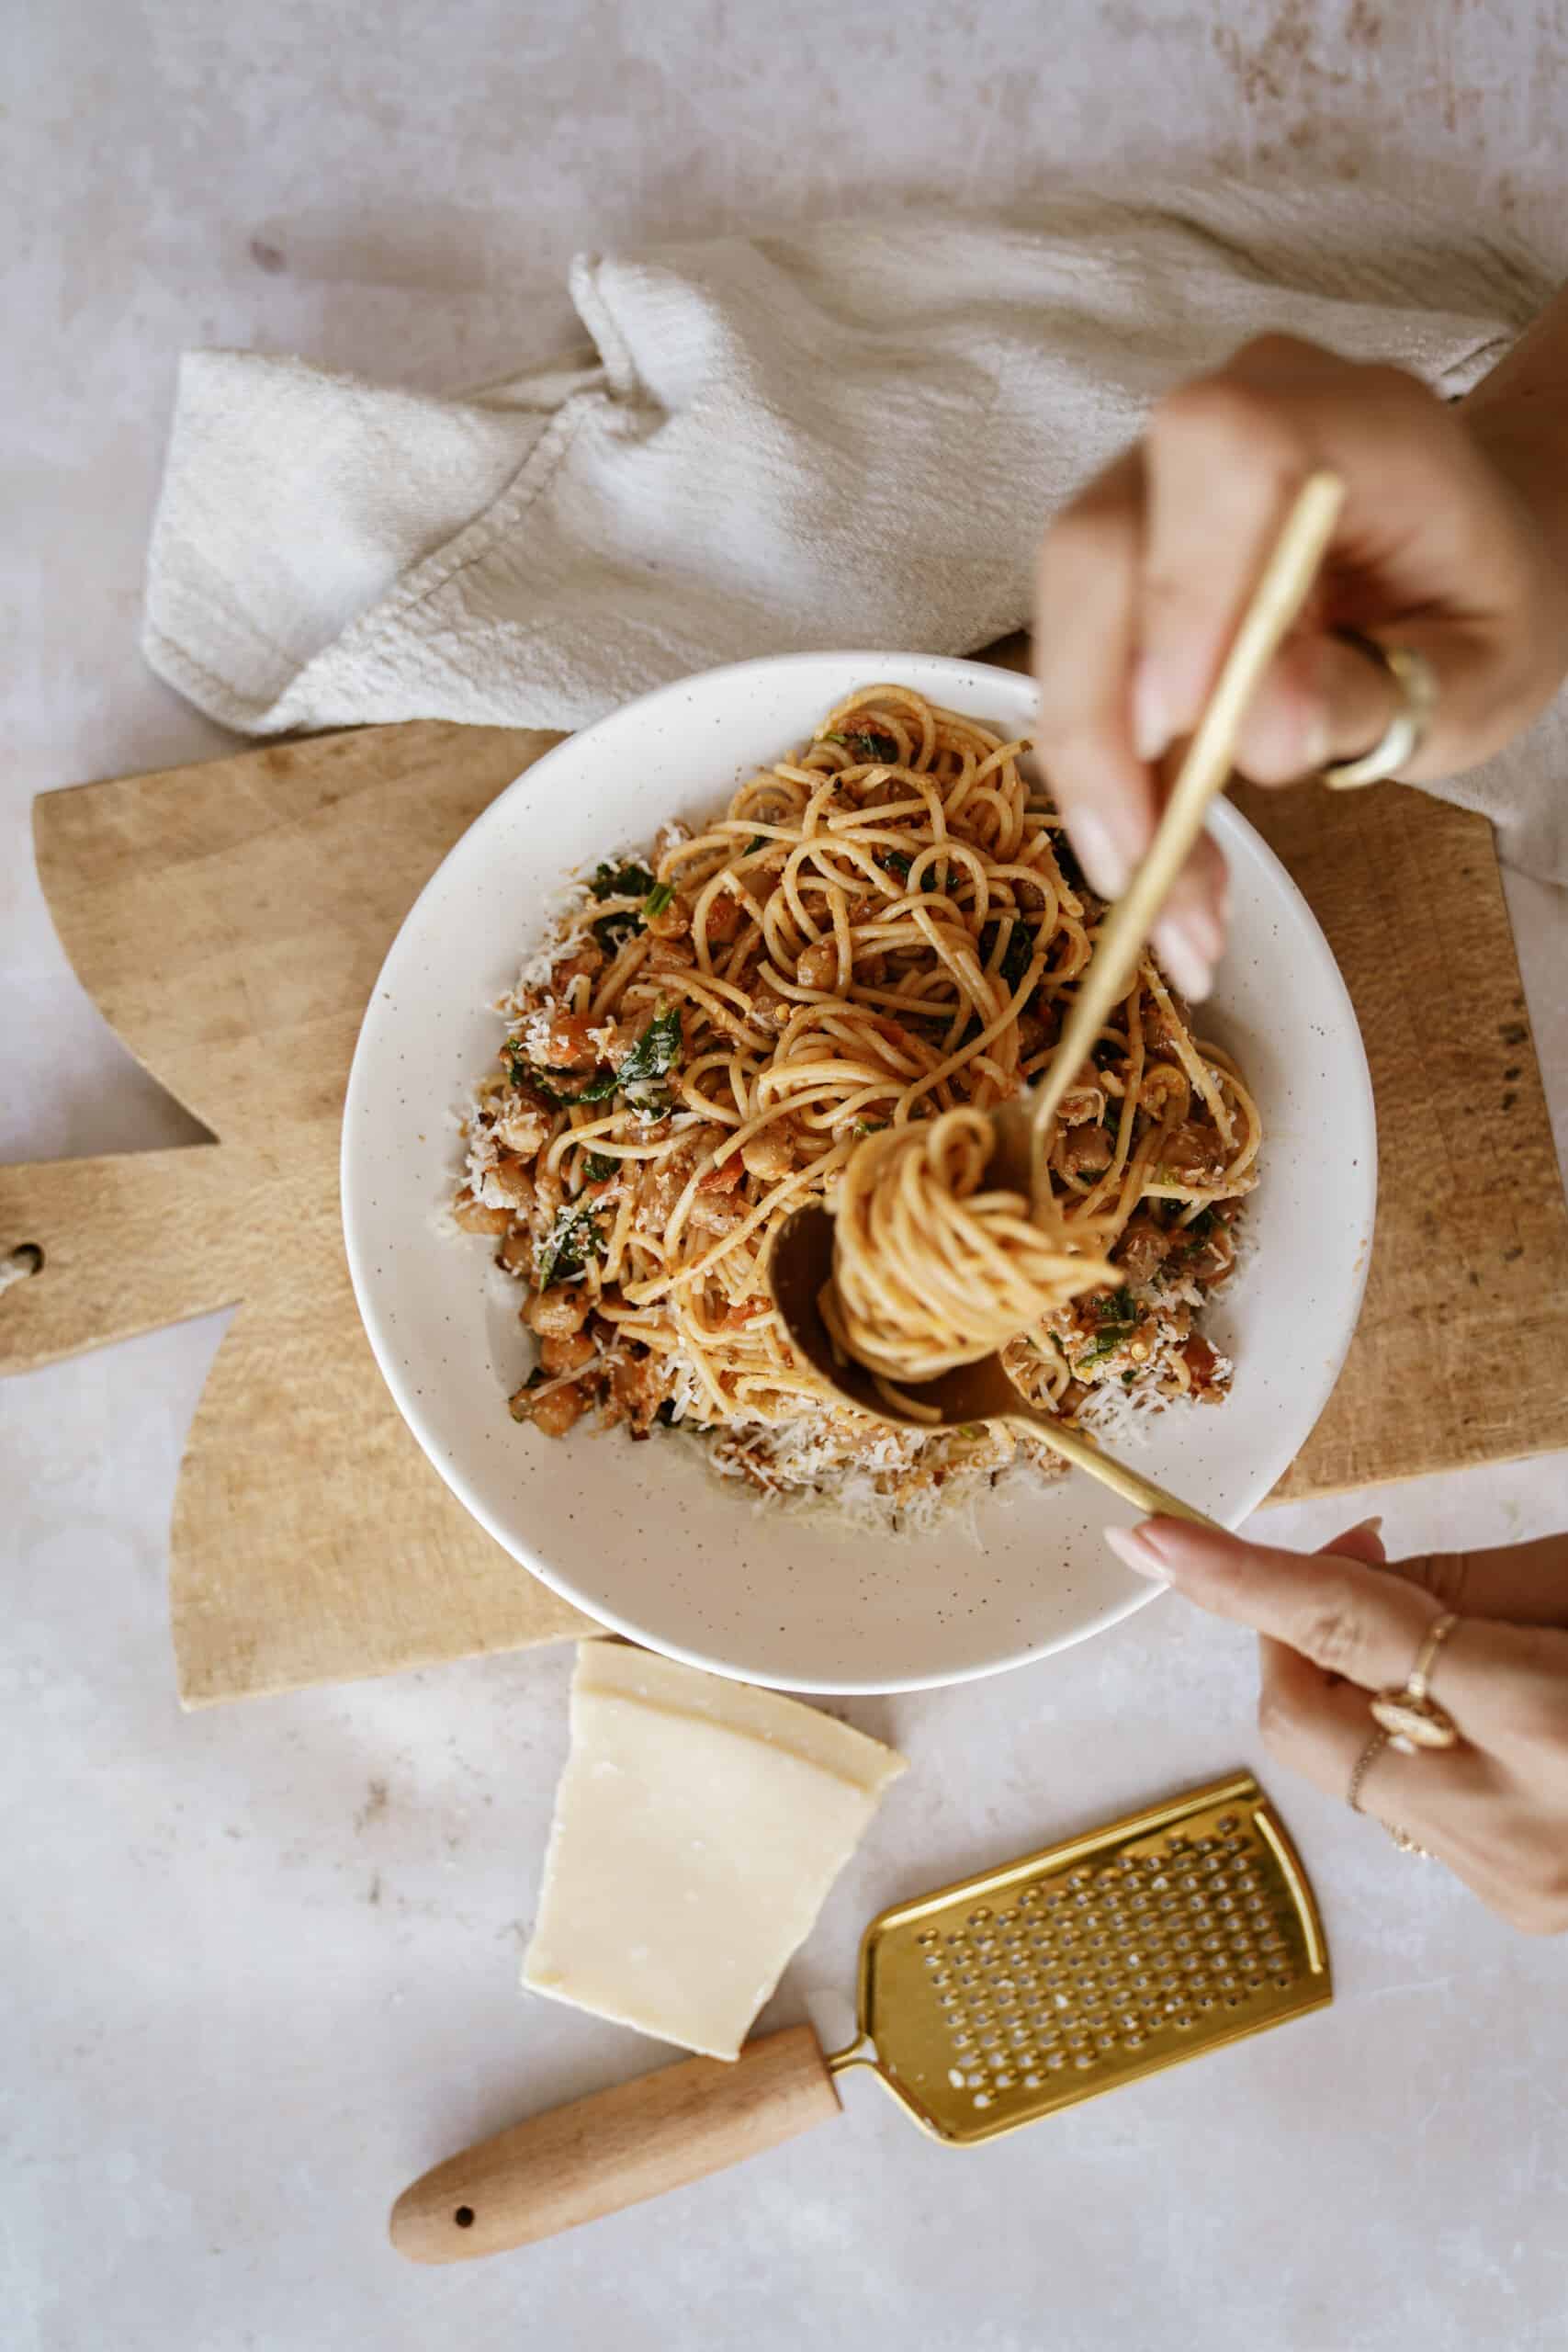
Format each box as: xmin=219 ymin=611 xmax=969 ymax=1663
xmin=4 ymin=6 xmax=1567 ymax=2348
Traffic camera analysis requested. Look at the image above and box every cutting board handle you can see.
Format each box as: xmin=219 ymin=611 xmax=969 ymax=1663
xmin=389 ymin=2024 xmax=841 ymax=2262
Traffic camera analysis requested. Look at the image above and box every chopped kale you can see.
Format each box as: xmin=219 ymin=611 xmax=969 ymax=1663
xmin=535 ymin=1200 xmax=604 ymax=1290
xmin=514 ymin=1008 xmax=684 ymax=1122
xmin=826 ymin=728 xmax=899 ymax=762
xmin=591 ymin=860 xmax=656 ymax=902
xmin=979 ymin=916 xmax=1036 ymax=992
xmin=642 ymin=880 xmax=675 ymax=920
xmin=581 ymin=1149 xmax=618 ymax=1182
xmin=1050 ymin=828 xmax=1087 ymax=896
xmin=1090 ymin=1036 xmax=1122 ymax=1072
xmin=879 ymin=847 xmax=943 ymax=893
xmin=1077 ymin=1285 xmax=1138 ymax=1364
xmin=590 ymin=858 xmax=657 ymax=952
xmin=616 ymin=1005 xmax=682 ymax=1089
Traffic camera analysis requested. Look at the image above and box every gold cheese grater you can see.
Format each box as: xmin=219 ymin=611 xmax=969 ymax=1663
xmin=390 ymin=1772 xmax=1330 ymax=2261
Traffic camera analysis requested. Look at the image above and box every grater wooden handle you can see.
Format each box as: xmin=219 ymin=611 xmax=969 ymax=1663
xmin=389 ymin=2025 xmax=841 ymax=2262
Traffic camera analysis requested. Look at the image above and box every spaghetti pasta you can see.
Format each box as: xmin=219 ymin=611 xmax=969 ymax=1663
xmin=822 ymin=1107 xmax=1113 ymax=1382
xmin=451 ymin=686 xmax=1261 ymax=1522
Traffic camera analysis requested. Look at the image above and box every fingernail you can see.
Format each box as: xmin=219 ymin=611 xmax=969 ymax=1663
xmin=1069 ymin=809 xmax=1132 ymax=900
xmin=1132 ymin=657 xmax=1169 ymax=764
xmin=1348 ymin=1514 xmax=1384 ymax=1538
xmin=1152 ymin=913 xmax=1214 ymax=1004
xmin=1105 ymin=1524 xmax=1168 ymax=1582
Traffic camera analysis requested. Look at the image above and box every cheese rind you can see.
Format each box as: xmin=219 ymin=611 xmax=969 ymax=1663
xmin=523 ymin=1645 xmax=906 ymax=2060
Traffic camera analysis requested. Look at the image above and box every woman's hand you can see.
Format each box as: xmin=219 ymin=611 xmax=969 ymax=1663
xmin=1104 ymin=1515 xmax=1568 ymax=1934
xmin=1033 ymin=325 xmax=1568 ymax=1001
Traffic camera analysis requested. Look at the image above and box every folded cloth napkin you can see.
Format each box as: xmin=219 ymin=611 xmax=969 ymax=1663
xmin=144 ymin=185 xmax=1566 ymax=880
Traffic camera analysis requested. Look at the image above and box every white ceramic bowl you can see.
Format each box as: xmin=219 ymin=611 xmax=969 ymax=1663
xmin=343 ymin=652 xmax=1375 ymax=1694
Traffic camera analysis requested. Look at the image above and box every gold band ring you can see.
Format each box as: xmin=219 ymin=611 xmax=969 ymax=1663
xmin=1320 ymin=632 xmax=1438 ymax=789
xmin=1370 ymin=1611 xmax=1462 ymax=1751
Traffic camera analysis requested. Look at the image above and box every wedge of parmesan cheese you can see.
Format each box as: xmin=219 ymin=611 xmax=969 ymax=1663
xmin=522 ymin=1644 xmax=906 ymax=2060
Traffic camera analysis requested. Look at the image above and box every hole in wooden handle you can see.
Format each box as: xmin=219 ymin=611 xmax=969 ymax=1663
xmin=2 ymin=1242 xmax=45 ymax=1292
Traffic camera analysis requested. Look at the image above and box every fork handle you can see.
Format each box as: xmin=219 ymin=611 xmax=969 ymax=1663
xmin=1029 ymin=469 xmax=1345 ymax=1200
xmin=389 ymin=2026 xmax=840 ymax=2263
xmin=1008 ymin=1407 xmax=1222 ymax=1529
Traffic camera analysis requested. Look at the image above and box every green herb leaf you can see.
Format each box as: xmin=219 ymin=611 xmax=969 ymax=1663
xmin=617 ymin=1005 xmax=683 ymax=1091
xmin=535 ymin=1200 xmax=604 ymax=1291
xmin=581 ymin=1149 xmax=618 ymax=1182
xmin=1050 ymin=829 xmax=1087 ymax=896
xmin=745 ymin=834 xmax=769 ymax=854
xmin=852 ymin=1119 xmax=891 ymax=1139
xmin=979 ymin=917 xmax=1035 ymax=991
xmin=826 ymin=729 xmax=899 ymax=762
xmin=590 ymin=859 xmax=658 ymax=953
xmin=591 ymin=860 xmax=655 ymax=903
xmin=642 ymin=880 xmax=675 ymax=920
xmin=878 ymin=847 xmax=945 ymax=894
xmin=565 ymin=1068 xmax=621 ymax=1104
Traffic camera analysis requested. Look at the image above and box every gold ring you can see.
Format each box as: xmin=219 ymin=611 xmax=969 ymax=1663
xmin=1369 ymin=1611 xmax=1462 ymax=1751
xmin=1320 ymin=632 xmax=1438 ymax=789
xmin=1347 ymin=1725 xmax=1389 ymax=1814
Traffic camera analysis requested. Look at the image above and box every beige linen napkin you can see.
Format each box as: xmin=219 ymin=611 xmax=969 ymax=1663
xmin=143 ymin=185 xmax=1566 ymax=880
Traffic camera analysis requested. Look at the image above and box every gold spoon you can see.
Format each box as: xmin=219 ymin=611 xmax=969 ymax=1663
xmin=769 ymin=470 xmax=1346 ymax=1525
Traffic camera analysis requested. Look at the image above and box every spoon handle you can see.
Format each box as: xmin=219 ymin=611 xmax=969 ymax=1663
xmin=1009 ymin=1407 xmax=1222 ymax=1530
xmin=1030 ymin=468 xmax=1345 ymax=1204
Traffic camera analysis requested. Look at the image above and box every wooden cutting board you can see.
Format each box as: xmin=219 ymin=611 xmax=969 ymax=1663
xmin=4 ymin=704 xmax=1567 ymax=1705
